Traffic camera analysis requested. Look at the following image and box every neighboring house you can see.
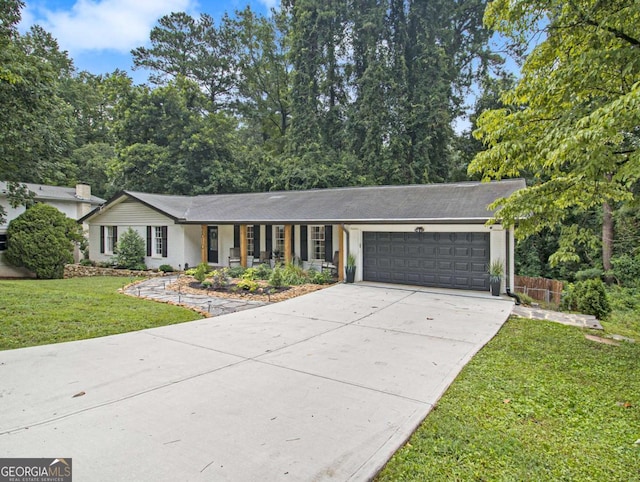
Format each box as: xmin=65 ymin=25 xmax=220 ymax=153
xmin=0 ymin=182 xmax=106 ymax=277
xmin=80 ymin=179 xmax=525 ymax=293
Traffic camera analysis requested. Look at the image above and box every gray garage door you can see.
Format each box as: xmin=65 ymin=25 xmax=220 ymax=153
xmin=363 ymin=232 xmax=490 ymax=291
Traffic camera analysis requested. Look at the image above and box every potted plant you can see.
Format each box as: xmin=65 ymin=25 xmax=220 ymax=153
xmin=488 ymin=259 xmax=504 ymax=296
xmin=345 ymin=254 xmax=356 ymax=283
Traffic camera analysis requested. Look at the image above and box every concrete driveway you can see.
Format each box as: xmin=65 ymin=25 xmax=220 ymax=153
xmin=0 ymin=283 xmax=513 ymax=481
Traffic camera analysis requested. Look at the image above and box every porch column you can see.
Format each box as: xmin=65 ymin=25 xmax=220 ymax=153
xmin=338 ymin=225 xmax=344 ymax=281
xmin=240 ymin=224 xmax=248 ymax=267
xmin=284 ymin=224 xmax=292 ymax=264
xmin=201 ymin=225 xmax=207 ymax=263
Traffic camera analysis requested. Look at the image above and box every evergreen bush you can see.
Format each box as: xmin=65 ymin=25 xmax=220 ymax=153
xmin=269 ymin=266 xmax=284 ymax=288
xmin=562 ymin=279 xmax=611 ymax=320
xmin=112 ymin=228 xmax=146 ymax=270
xmin=5 ymin=204 xmax=82 ymax=279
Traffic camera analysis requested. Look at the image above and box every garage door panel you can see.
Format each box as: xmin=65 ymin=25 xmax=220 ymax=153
xmin=455 ymin=261 xmax=470 ymax=271
xmin=407 ymin=259 xmax=421 ymax=269
xmin=471 ymin=247 xmax=487 ymax=258
xmin=471 ymin=262 xmax=486 ymax=272
xmin=363 ymin=231 xmax=490 ymax=291
xmin=422 ymin=259 xmax=437 ymax=270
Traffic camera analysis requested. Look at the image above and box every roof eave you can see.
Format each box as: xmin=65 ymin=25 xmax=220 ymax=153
xmin=177 ymin=217 xmax=500 ymax=225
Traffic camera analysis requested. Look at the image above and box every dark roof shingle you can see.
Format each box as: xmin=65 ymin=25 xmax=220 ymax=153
xmin=112 ymin=179 xmax=525 ymax=224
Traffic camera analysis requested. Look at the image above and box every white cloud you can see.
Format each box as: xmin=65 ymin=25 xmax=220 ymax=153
xmin=28 ymin=0 xmax=197 ymax=54
xmin=256 ymin=0 xmax=278 ymax=9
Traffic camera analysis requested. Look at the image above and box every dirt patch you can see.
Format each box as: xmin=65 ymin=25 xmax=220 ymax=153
xmin=168 ymin=275 xmax=334 ymax=303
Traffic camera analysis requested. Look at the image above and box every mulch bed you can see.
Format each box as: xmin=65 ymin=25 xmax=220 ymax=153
xmin=168 ymin=275 xmax=333 ymax=303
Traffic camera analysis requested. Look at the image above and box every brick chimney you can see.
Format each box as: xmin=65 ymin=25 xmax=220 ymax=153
xmin=76 ymin=183 xmax=92 ymax=219
xmin=75 ymin=183 xmax=91 ymax=200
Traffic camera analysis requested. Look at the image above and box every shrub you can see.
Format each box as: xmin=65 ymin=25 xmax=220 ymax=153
xmin=210 ymin=269 xmax=230 ymax=289
xmin=562 ymin=279 xmax=611 ymax=320
xmin=112 ymin=228 xmax=146 ymax=270
xmin=201 ymin=280 xmax=213 ymax=289
xmin=269 ymin=266 xmax=284 ymax=288
xmin=158 ymin=264 xmax=174 ymax=273
xmin=610 ymin=254 xmax=640 ymax=287
xmin=254 ymin=263 xmax=272 ymax=280
xmin=227 ymin=265 xmax=246 ymax=278
xmin=79 ymin=259 xmax=95 ymax=267
xmin=185 ymin=267 xmax=197 ymax=276
xmin=236 ymin=278 xmax=259 ymax=291
xmin=574 ymin=268 xmax=604 ymax=281
xmin=193 ymin=262 xmax=212 ymax=283
xmin=242 ymin=267 xmax=258 ymax=281
xmin=608 ymin=286 xmax=640 ymax=312
xmin=309 ymin=268 xmax=333 ymax=285
xmin=5 ymin=203 xmax=83 ymax=279
xmin=282 ymin=262 xmax=309 ymax=285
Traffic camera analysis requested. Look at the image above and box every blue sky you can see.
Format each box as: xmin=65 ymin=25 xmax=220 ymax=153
xmin=20 ymin=0 xmax=274 ymax=83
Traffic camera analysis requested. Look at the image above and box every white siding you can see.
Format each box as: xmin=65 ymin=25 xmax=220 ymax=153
xmin=87 ymin=200 xmax=195 ymax=270
xmin=95 ymin=199 xmax=171 ymax=225
xmin=218 ymin=225 xmax=235 ymax=267
xmin=183 ymin=225 xmax=203 ymax=269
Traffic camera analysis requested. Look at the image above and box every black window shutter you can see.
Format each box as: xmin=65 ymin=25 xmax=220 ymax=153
xmin=300 ymin=225 xmax=308 ymax=261
xmin=113 ymin=226 xmax=118 ymax=247
xmin=100 ymin=226 xmax=105 ymax=253
xmin=233 ymin=225 xmax=240 ymax=247
xmin=265 ymin=225 xmax=273 ymax=254
xmin=146 ymin=226 xmax=152 ymax=257
xmin=161 ymin=226 xmax=168 ymax=258
xmin=291 ymin=226 xmax=296 ymax=257
xmin=325 ymin=225 xmax=333 ymax=261
xmin=253 ymin=225 xmax=261 ymax=258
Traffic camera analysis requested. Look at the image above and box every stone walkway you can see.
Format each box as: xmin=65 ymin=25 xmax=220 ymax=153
xmin=512 ymin=304 xmax=603 ymax=330
xmin=123 ymin=275 xmax=267 ymax=317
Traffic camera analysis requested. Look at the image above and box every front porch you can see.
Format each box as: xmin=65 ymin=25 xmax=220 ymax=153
xmin=197 ymin=224 xmax=345 ymax=282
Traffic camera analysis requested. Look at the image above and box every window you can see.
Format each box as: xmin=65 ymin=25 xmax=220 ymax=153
xmin=311 ymin=226 xmax=325 ymax=260
xmin=153 ymin=227 xmax=163 ymax=256
xmin=147 ymin=226 xmax=168 ymax=258
xmin=274 ymin=225 xmax=285 ymax=255
xmin=101 ymin=226 xmax=118 ymax=254
xmin=246 ymin=225 xmax=254 ymax=256
xmin=0 ymin=233 xmax=7 ymax=251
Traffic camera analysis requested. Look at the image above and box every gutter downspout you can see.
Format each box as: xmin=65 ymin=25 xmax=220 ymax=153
xmin=505 ymin=228 xmax=521 ymax=305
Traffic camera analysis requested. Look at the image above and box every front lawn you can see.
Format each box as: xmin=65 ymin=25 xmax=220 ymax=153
xmin=0 ymin=277 xmax=202 ymax=350
xmin=377 ymin=316 xmax=640 ymax=481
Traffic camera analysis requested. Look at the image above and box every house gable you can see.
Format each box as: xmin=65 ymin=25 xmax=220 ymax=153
xmin=91 ymin=198 xmax=175 ymax=226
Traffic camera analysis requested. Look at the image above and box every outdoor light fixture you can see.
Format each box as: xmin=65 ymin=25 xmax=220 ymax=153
xmin=414 ymin=226 xmax=424 ymax=233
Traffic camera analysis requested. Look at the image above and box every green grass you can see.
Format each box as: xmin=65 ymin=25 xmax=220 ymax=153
xmin=0 ymin=277 xmax=202 ymax=350
xmin=377 ymin=316 xmax=640 ymax=481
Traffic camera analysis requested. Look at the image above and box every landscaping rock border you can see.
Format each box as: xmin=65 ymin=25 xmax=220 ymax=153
xmin=64 ymin=264 xmax=168 ymax=279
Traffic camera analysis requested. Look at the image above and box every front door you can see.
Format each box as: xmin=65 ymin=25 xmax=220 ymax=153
xmin=207 ymin=226 xmax=218 ymax=263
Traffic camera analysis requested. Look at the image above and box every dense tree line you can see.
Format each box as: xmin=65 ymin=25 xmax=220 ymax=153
xmin=1 ymin=0 xmax=498 ymax=199
xmin=2 ymin=0 xmax=638 ymax=281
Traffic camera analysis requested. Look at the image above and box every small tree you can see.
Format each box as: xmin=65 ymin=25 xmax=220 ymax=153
xmin=112 ymin=228 xmax=146 ymax=270
xmin=6 ymin=203 xmax=82 ymax=279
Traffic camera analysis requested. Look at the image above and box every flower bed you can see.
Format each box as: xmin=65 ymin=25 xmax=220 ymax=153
xmin=168 ymin=275 xmax=330 ymax=303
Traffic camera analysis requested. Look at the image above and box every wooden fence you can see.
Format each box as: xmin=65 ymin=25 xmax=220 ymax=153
xmin=514 ymin=275 xmax=564 ymax=306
